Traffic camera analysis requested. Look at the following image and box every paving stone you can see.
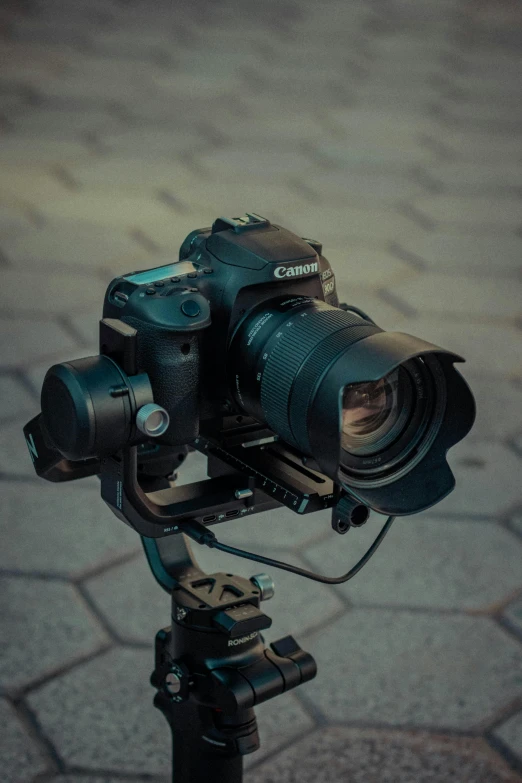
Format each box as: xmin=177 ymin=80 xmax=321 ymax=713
xmin=38 ymin=192 xmax=181 ymax=230
xmin=423 ymin=161 xmax=522 ymax=196
xmin=395 ymin=231 xmax=522 ymax=275
xmin=440 ymin=101 xmax=522 ymax=132
xmin=248 ymin=725 xmax=522 ymax=783
xmin=315 ymin=137 xmax=435 ymax=168
xmin=36 ymin=58 xmax=160 ymax=103
xmin=0 ymin=698 xmax=49 ymax=782
xmin=0 ymin=481 xmax=140 ymax=578
xmin=505 ymin=596 xmax=522 ymax=638
xmin=168 ymin=181 xmax=314 ymax=219
xmin=432 ymin=440 xmax=522 ymax=517
xmin=0 ymin=316 xmax=78 ymax=370
xmin=66 ymin=309 xmax=105 ymax=347
xmin=115 ymin=91 xmax=251 ymax=129
xmin=27 ymin=647 xmax=173 ymax=776
xmin=510 ymin=512 xmax=522 ymax=539
xmin=8 ymin=107 xmax=126 ymax=138
xmin=0 ymin=137 xmax=93 ymax=165
xmin=153 ymin=69 xmax=246 ymax=100
xmin=330 ymin=107 xmax=433 ymax=143
xmin=301 ymin=168 xmax=427 ymax=208
xmin=303 ymin=515 xmax=522 ymax=611
xmin=414 ymin=196 xmax=522 ymax=230
xmin=0 ymin=166 xmax=76 ymax=204
xmin=208 ymin=111 xmax=333 ymax=144
xmin=84 ymin=542 xmax=345 ymax=645
xmin=9 ymin=16 xmax=111 ymax=42
xmin=430 ymin=129 xmax=522 ymax=163
xmin=0 ymin=268 xmax=108 ymax=316
xmin=82 ymin=552 xmax=171 ymax=644
xmin=512 ymin=432 xmax=522 ymax=458
xmin=387 ymin=273 xmax=522 ymax=320
xmin=352 ymin=82 xmax=442 ymax=110
xmin=194 ymin=148 xmax=324 ymax=182
xmin=452 ymin=73 xmax=522 ymax=101
xmin=460 ymin=374 xmax=522 ymax=443
xmin=271 ymin=203 xmax=427 ymax=245
xmin=0 ymin=576 xmax=109 ymax=691
xmin=68 ymin=157 xmax=196 ymax=194
xmin=322 ymin=240 xmax=416 ymax=286
xmin=124 ymin=210 xmax=229 ymax=253
xmin=395 ymin=316 xmax=522 ymax=376
xmin=0 ymin=373 xmax=37 ymax=423
xmin=494 ymin=710 xmax=522 ymax=768
xmin=0 ymin=218 xmax=146 ymax=270
xmin=455 ymin=49 xmax=522 ymax=75
xmin=96 ymin=126 xmax=213 ymax=159
xmin=0 ymin=42 xmax=67 ymax=85
xmin=0 ymin=204 xmax=34 ymax=240
xmin=298 ymin=611 xmax=522 ymax=729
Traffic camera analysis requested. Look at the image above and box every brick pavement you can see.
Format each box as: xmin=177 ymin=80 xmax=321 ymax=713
xmin=1 ymin=0 xmax=522 ymax=781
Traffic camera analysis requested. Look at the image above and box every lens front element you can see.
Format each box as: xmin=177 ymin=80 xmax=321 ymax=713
xmin=341 ymin=368 xmax=412 ymax=456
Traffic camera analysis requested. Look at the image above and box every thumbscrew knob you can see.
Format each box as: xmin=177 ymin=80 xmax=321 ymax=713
xmin=136 ymin=404 xmax=170 ymax=437
xmin=250 ymin=574 xmax=275 ymax=601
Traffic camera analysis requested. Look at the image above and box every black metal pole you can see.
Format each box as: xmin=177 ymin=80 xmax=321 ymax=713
xmin=158 ymin=697 xmax=244 ymax=783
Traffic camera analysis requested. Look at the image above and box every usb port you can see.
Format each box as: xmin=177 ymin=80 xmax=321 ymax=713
xmin=202 ymin=514 xmax=216 ymax=523
xmin=226 ymin=510 xmax=239 ymax=518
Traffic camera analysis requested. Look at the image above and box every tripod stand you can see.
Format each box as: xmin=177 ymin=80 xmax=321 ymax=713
xmin=143 ymin=531 xmax=317 ymax=783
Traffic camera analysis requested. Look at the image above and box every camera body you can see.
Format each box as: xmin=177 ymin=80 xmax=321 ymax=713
xmin=103 ymin=214 xmax=336 ymax=447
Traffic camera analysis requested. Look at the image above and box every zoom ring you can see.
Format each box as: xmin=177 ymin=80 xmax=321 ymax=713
xmin=260 ymin=306 xmax=373 ymax=447
xmin=288 ymin=323 xmax=381 ymax=452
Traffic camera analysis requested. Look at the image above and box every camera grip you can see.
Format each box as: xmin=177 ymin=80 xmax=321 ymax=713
xmin=123 ymin=315 xmax=200 ymax=446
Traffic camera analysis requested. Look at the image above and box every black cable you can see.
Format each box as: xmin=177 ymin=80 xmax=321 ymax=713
xmin=181 ymin=515 xmax=395 ymax=585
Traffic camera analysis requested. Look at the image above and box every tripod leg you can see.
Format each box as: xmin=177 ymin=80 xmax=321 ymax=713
xmin=156 ymin=693 xmax=256 ymax=783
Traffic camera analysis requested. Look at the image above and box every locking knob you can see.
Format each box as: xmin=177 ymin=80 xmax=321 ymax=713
xmin=136 ymin=404 xmax=170 ymax=437
xmin=250 ymin=573 xmax=275 ymax=601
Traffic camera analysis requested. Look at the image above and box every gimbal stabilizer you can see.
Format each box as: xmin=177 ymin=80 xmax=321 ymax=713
xmin=24 ymin=316 xmax=397 ymax=783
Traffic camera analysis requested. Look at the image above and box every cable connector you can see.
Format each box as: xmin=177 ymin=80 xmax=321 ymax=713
xmin=180 ymin=519 xmax=217 ymax=547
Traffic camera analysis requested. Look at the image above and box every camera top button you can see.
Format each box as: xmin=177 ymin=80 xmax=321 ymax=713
xmin=203 ymin=268 xmax=213 ymax=274
xmin=187 ymin=272 xmax=198 ymax=279
xmin=181 ymin=299 xmax=201 ymax=318
xmin=146 ymin=287 xmax=156 ymax=295
xmin=171 ymin=276 xmax=181 ymax=283
xmin=154 ymin=281 xmax=165 ymax=287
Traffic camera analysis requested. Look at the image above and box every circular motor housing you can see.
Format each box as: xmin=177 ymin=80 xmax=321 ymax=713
xmin=40 ymin=355 xmax=153 ymax=461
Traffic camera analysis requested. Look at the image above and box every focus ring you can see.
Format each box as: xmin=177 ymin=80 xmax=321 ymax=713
xmin=260 ymin=306 xmax=375 ymax=446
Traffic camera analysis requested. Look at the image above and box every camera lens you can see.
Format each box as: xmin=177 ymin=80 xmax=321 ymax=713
xmin=228 ymin=293 xmax=474 ymax=514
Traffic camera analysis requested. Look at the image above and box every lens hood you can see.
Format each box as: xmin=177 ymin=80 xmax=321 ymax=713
xmin=307 ymin=331 xmax=476 ymax=515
